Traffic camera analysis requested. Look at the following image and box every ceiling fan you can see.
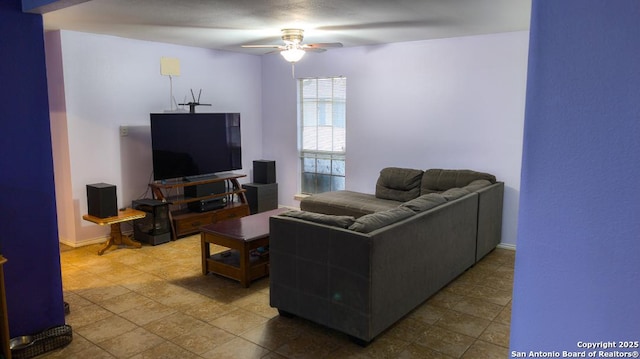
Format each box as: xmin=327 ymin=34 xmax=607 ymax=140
xmin=242 ymin=28 xmax=343 ymax=63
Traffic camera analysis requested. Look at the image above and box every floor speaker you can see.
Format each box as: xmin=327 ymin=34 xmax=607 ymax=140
xmin=243 ymin=183 xmax=278 ymax=214
xmin=253 ymin=160 xmax=276 ymax=184
xmin=87 ymin=183 xmax=117 ymax=218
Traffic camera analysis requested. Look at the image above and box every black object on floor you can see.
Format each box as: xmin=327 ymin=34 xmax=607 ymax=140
xmin=10 ymin=325 xmax=73 ymax=359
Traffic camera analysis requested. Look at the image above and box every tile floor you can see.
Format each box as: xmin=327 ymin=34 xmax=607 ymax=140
xmin=41 ymin=234 xmax=514 ymax=359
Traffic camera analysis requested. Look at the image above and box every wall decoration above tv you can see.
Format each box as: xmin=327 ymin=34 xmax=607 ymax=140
xmin=150 ymin=113 xmax=242 ymax=181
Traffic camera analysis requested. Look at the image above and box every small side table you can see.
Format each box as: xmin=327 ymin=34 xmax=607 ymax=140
xmin=83 ymin=208 xmax=146 ymax=255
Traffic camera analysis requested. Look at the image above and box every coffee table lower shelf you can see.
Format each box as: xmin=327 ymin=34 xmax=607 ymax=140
xmin=200 ymin=208 xmax=288 ymax=287
xmin=204 ymin=250 xmax=269 ymax=286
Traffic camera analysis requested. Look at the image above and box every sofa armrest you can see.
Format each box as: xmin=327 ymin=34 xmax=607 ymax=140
xmin=475 ymin=182 xmax=504 ymax=261
xmin=269 ymin=216 xmax=373 ymax=338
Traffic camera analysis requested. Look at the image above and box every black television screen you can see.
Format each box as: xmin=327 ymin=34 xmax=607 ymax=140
xmin=150 ymin=113 xmax=242 ymax=181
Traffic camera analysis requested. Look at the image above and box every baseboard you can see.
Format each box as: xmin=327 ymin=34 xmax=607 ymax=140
xmin=497 ymin=243 xmax=516 ymax=251
xmin=60 ymin=237 xmax=105 ymax=248
xmin=59 ymin=230 xmax=134 ymax=248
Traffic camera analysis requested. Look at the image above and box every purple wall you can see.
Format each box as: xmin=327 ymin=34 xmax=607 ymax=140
xmin=511 ymin=0 xmax=640 ymax=354
xmin=0 ymin=0 xmax=65 ymax=336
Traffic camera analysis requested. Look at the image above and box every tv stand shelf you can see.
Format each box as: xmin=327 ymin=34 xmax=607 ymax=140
xmin=149 ymin=173 xmax=250 ymax=239
xmin=160 ymin=190 xmax=245 ymax=206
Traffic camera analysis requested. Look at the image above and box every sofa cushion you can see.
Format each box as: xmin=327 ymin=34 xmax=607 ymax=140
xmin=375 ymin=167 xmax=424 ymax=202
xmin=421 ymin=169 xmax=496 ymax=194
xmin=441 ymin=187 xmax=471 ymax=201
xmin=463 ymin=179 xmax=493 ymax=192
xmin=348 ymin=207 xmax=415 ymax=233
xmin=279 ymin=210 xmax=356 ymax=229
xmin=300 ymin=190 xmax=402 ymax=218
xmin=400 ymin=193 xmax=447 ymax=213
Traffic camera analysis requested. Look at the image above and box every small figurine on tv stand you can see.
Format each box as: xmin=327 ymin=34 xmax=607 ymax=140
xmin=179 ymin=89 xmax=211 ymax=114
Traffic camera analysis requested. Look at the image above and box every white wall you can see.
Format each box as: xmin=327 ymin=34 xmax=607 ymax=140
xmin=47 ymin=30 xmax=262 ymax=246
xmin=261 ymin=31 xmax=529 ymax=246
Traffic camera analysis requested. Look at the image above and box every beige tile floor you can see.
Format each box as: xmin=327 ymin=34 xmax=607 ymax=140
xmin=40 ymin=234 xmax=514 ymax=359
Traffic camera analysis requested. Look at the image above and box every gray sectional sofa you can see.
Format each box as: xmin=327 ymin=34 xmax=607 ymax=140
xmin=268 ymin=168 xmax=504 ymax=344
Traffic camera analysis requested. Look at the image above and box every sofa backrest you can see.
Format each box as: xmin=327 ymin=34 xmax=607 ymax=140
xmin=421 ymin=169 xmax=496 ymax=195
xmin=375 ymin=167 xmax=424 ymax=202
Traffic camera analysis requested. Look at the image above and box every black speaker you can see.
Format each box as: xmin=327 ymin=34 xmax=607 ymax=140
xmin=243 ymin=183 xmax=278 ymax=214
xmin=86 ymin=183 xmax=117 ymax=218
xmin=253 ymin=160 xmax=276 ymax=184
xmin=184 ymin=181 xmax=226 ymax=198
xmin=132 ymin=199 xmax=171 ymax=245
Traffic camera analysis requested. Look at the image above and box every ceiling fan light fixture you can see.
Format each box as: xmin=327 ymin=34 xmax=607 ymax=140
xmin=242 ymin=28 xmax=340 ymax=67
xmin=281 ymin=47 xmax=305 ymax=63
xmin=281 ymin=28 xmax=304 ymax=43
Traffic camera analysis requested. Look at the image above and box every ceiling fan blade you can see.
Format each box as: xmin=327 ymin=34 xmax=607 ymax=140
xmin=240 ymin=29 xmax=342 ymax=56
xmin=304 ymin=48 xmax=327 ymax=53
xmin=303 ymin=42 xmax=343 ymax=49
xmin=241 ymin=44 xmax=283 ymax=49
xmin=265 ymin=49 xmax=283 ymax=55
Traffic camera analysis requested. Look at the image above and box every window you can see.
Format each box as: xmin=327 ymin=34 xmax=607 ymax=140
xmin=298 ymin=77 xmax=346 ymax=194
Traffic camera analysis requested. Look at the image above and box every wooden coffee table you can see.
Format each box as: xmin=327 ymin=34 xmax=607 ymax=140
xmin=200 ymin=208 xmax=288 ymax=287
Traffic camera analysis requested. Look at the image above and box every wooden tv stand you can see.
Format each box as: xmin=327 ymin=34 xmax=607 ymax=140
xmin=149 ymin=173 xmax=250 ymax=239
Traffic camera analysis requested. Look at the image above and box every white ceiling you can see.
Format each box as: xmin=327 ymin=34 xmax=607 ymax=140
xmin=41 ymin=0 xmax=531 ymax=55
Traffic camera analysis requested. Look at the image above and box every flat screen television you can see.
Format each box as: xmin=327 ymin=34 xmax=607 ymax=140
xmin=150 ymin=113 xmax=242 ymax=181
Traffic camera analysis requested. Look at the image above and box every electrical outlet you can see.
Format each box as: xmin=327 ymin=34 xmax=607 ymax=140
xmin=120 ymin=126 xmax=128 ymax=137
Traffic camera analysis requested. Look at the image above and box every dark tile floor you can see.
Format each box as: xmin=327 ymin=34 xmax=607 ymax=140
xmin=41 ymin=234 xmax=514 ymax=358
